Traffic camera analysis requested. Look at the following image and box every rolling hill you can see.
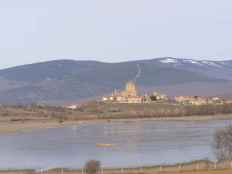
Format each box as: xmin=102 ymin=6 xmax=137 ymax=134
xmin=0 ymin=58 xmax=232 ymax=105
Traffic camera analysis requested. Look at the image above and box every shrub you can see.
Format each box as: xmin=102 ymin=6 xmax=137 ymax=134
xmin=214 ymin=126 xmax=232 ymax=161
xmin=85 ymin=160 xmax=101 ymax=174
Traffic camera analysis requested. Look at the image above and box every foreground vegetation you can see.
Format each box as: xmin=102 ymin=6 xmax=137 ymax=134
xmin=214 ymin=126 xmax=232 ymax=162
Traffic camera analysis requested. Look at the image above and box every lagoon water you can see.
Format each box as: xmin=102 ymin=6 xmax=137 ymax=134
xmin=0 ymin=119 xmax=232 ymax=169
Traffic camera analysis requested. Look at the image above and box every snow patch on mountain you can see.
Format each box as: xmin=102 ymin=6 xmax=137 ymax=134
xmin=183 ymin=59 xmax=202 ymax=65
xmin=160 ymin=58 xmax=178 ymax=64
xmin=158 ymin=58 xmax=226 ymax=69
xmin=201 ymin=61 xmax=223 ymax=68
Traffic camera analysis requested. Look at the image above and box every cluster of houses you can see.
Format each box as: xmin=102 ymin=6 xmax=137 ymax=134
xmin=102 ymin=81 xmax=168 ymax=104
xmin=102 ymin=81 xmax=231 ymax=105
xmin=66 ymin=81 xmax=232 ymax=110
xmin=174 ymin=96 xmax=231 ymax=105
xmin=102 ymin=81 xmax=143 ymax=103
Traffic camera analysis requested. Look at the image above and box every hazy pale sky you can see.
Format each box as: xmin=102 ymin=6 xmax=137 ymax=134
xmin=0 ymin=0 xmax=232 ymax=69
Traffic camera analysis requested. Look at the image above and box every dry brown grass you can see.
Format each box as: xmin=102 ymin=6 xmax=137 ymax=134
xmin=1 ymin=169 xmax=232 ymax=174
xmin=1 ymin=102 xmax=232 ymax=123
xmin=172 ymin=169 xmax=232 ymax=174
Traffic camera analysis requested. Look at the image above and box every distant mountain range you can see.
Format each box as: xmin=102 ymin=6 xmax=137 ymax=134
xmin=0 ymin=58 xmax=232 ymax=105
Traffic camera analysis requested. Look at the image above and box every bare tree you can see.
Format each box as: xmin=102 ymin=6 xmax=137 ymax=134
xmin=85 ymin=160 xmax=101 ymax=174
xmin=214 ymin=126 xmax=232 ymax=161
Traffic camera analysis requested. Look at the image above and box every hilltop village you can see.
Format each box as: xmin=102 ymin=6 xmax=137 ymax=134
xmin=1 ymin=80 xmax=232 ymax=135
xmin=102 ymin=81 xmax=168 ymax=104
xmin=101 ymin=81 xmax=231 ymax=106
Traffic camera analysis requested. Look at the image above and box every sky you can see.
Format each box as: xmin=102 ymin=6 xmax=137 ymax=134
xmin=0 ymin=0 xmax=232 ymax=69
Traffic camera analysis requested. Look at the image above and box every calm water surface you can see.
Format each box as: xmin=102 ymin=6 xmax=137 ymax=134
xmin=0 ymin=119 xmax=232 ymax=169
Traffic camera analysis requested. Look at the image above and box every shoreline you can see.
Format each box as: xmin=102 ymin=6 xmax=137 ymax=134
xmin=1 ymin=114 xmax=232 ymax=134
xmin=0 ymin=160 xmax=232 ymax=174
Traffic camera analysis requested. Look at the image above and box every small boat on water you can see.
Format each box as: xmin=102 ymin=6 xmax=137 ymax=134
xmin=96 ymin=143 xmax=114 ymax=148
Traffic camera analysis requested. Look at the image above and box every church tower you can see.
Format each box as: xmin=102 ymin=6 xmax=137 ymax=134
xmin=125 ymin=81 xmax=137 ymax=97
